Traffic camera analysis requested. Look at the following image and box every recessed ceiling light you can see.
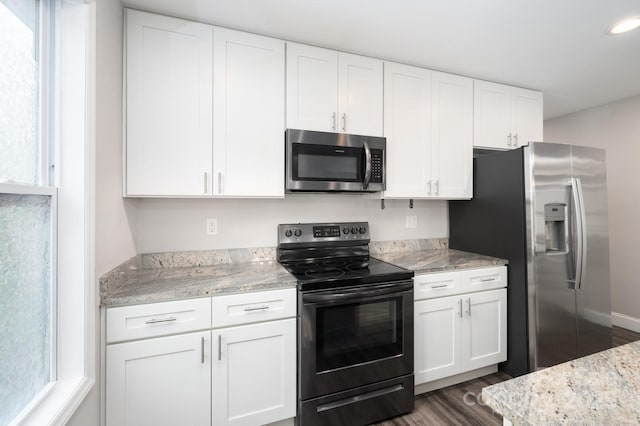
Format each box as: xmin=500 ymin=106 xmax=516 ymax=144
xmin=608 ymin=17 xmax=640 ymax=35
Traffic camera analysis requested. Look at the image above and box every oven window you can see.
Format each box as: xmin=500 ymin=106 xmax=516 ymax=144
xmin=316 ymin=297 xmax=403 ymax=372
xmin=298 ymin=154 xmax=358 ymax=180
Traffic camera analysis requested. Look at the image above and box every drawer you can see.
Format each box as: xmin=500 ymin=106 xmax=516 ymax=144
xmin=413 ymin=270 xmax=462 ymax=300
xmin=107 ymin=298 xmax=212 ymax=343
xmin=461 ymin=266 xmax=507 ymax=293
xmin=212 ymin=288 xmax=296 ymax=328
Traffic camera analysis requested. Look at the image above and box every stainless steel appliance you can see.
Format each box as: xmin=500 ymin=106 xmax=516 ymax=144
xmin=277 ymin=222 xmax=414 ymax=426
xmin=449 ymin=142 xmax=612 ymax=377
xmin=285 ymin=129 xmax=386 ymax=193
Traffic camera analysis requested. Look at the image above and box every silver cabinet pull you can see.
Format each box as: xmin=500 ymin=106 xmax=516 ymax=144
xmin=513 ymin=133 xmax=518 ymax=147
xmin=458 ymin=299 xmax=463 ymax=318
xmin=427 ymin=180 xmax=432 ymax=195
xmin=466 ymin=298 xmax=471 ymax=316
xmin=331 ymin=112 xmax=336 ymax=130
xmin=201 ymin=336 xmax=205 ymax=364
xmin=507 ymin=133 xmax=512 ymax=147
xmin=480 ymin=278 xmax=495 ymax=282
xmin=435 ymin=180 xmax=440 ymax=196
xmin=204 ymin=172 xmax=208 ymax=194
xmin=244 ymin=305 xmax=270 ymax=312
xmin=145 ymin=317 xmax=177 ymax=325
xmin=431 ymin=283 xmax=448 ymax=289
xmin=342 ymin=113 xmax=347 ymax=131
xmin=218 ymin=172 xmax=222 ymax=194
xmin=218 ymin=334 xmax=222 ymax=361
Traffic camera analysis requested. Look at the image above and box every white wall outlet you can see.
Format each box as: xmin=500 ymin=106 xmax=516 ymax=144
xmin=206 ymin=218 xmax=218 ymax=235
xmin=406 ymin=215 xmax=417 ymax=229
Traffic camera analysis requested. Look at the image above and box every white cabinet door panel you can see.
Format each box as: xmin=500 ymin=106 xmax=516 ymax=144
xmin=125 ymin=9 xmax=213 ymax=196
xmin=383 ymin=62 xmax=432 ymax=198
xmin=473 ymin=80 xmax=511 ymax=150
xmin=511 ymin=87 xmax=543 ymax=148
xmin=286 ymin=43 xmax=338 ymax=132
xmin=463 ymin=289 xmax=507 ymax=371
xmin=212 ymin=319 xmax=296 ymax=426
xmin=214 ymin=28 xmax=285 ymax=197
xmin=106 ymin=331 xmax=211 ymax=426
xmin=338 ymin=53 xmax=383 ymax=136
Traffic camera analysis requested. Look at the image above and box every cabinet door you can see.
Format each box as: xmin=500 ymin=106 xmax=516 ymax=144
xmin=431 ymin=72 xmax=473 ymax=199
xmin=338 ymin=53 xmax=383 ymax=136
xmin=414 ymin=296 xmax=463 ymax=384
xmin=511 ymin=87 xmax=543 ymax=148
xmin=212 ymin=319 xmax=296 ymax=426
xmin=125 ymin=9 xmax=213 ymax=196
xmin=382 ymin=62 xmax=432 ymax=198
xmin=473 ymin=80 xmax=511 ymax=150
xmin=462 ymin=288 xmax=507 ymax=371
xmin=286 ymin=43 xmax=338 ymax=132
xmin=213 ymin=28 xmax=285 ymax=197
xmin=106 ymin=331 xmax=211 ymax=426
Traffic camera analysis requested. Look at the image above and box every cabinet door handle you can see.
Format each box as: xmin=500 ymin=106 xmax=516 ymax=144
xmin=204 ymin=172 xmax=208 ymax=194
xmin=218 ymin=172 xmax=222 ymax=194
xmin=431 ymin=283 xmax=448 ymax=289
xmin=480 ymin=277 xmax=495 ymax=282
xmin=201 ymin=336 xmax=205 ymax=364
xmin=435 ymin=180 xmax=440 ymax=196
xmin=342 ymin=113 xmax=347 ymax=131
xmin=218 ymin=334 xmax=222 ymax=361
xmin=144 ymin=317 xmax=177 ymax=325
xmin=427 ymin=180 xmax=432 ymax=196
xmin=331 ymin=112 xmax=336 ymax=130
xmin=507 ymin=133 xmax=512 ymax=147
xmin=244 ymin=305 xmax=270 ymax=312
xmin=466 ymin=298 xmax=471 ymax=316
xmin=458 ymin=299 xmax=463 ymax=318
xmin=513 ymin=133 xmax=518 ymax=147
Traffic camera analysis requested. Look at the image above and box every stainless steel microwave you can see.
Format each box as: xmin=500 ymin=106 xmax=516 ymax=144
xmin=285 ymin=129 xmax=386 ymax=193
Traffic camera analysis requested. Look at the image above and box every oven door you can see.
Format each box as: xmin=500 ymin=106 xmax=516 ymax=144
xmin=299 ymin=281 xmax=414 ymax=400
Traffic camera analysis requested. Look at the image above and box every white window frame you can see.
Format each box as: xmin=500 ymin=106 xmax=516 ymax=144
xmin=6 ymin=0 xmax=97 ymax=424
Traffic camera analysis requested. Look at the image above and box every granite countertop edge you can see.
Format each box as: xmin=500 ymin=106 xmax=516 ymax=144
xmin=101 ymin=241 xmax=508 ymax=308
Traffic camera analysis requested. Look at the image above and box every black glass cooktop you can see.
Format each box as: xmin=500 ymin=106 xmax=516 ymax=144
xmin=281 ymin=256 xmax=414 ymax=291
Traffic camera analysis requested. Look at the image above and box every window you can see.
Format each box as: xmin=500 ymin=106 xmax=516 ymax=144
xmin=1 ymin=0 xmax=95 ymax=424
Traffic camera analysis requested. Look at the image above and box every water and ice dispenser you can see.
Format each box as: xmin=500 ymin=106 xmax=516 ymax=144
xmin=544 ymin=203 xmax=568 ymax=253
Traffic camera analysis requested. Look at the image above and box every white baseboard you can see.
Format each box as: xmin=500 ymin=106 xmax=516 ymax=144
xmin=612 ymin=312 xmax=640 ymax=333
xmin=414 ymin=365 xmax=498 ymax=395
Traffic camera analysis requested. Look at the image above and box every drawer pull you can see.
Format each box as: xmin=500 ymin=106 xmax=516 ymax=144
xmin=430 ymin=283 xmax=449 ymax=289
xmin=145 ymin=316 xmax=177 ymax=325
xmin=244 ymin=305 xmax=270 ymax=312
xmin=480 ymin=278 xmax=495 ymax=282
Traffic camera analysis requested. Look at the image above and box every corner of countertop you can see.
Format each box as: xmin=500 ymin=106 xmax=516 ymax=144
xmin=99 ymin=255 xmax=142 ymax=305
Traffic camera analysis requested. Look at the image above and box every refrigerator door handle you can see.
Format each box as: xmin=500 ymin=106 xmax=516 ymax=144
xmin=570 ymin=177 xmax=587 ymax=290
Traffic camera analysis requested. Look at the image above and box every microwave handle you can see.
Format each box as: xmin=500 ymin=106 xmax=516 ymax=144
xmin=363 ymin=141 xmax=372 ymax=190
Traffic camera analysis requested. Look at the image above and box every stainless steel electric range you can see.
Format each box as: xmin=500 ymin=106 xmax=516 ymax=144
xmin=277 ymin=222 xmax=415 ymax=426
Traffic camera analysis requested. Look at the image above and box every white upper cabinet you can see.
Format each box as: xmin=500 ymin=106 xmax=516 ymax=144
xmin=431 ymin=71 xmax=473 ymax=199
xmin=213 ymin=28 xmax=285 ymax=197
xmin=474 ymin=80 xmax=543 ymax=150
xmin=125 ymin=9 xmax=213 ymax=196
xmin=383 ymin=62 xmax=432 ymax=198
xmin=383 ymin=65 xmax=472 ymax=199
xmin=286 ymin=43 xmax=383 ymax=136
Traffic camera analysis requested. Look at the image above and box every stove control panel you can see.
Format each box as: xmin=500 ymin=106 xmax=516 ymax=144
xmin=278 ymin=222 xmax=370 ymax=245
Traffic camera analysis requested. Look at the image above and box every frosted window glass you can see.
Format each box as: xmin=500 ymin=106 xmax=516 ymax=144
xmin=0 ymin=194 xmax=51 ymax=425
xmin=0 ymin=0 xmax=40 ymax=185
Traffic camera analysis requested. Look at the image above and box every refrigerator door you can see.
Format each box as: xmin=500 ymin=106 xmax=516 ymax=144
xmin=526 ymin=143 xmax=577 ymax=369
xmin=571 ymin=146 xmax=612 ymax=357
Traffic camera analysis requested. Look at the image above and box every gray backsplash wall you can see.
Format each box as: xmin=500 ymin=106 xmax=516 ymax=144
xmin=133 ymin=195 xmax=448 ymax=253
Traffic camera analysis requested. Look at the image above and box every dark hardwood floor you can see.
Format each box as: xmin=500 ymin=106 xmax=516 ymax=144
xmin=374 ymin=326 xmax=640 ymax=426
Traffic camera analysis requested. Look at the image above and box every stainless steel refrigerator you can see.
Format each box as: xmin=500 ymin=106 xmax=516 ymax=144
xmin=449 ymin=142 xmax=612 ymax=377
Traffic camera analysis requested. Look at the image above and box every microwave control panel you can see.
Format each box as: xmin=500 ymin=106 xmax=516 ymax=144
xmin=371 ymin=150 xmax=383 ymax=183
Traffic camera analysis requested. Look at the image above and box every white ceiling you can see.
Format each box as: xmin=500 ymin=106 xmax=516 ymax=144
xmin=122 ymin=0 xmax=640 ymax=119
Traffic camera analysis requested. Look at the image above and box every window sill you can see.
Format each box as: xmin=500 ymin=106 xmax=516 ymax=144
xmin=12 ymin=377 xmax=94 ymax=426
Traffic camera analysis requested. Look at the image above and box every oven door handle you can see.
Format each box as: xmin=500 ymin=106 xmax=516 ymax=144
xmin=303 ymin=282 xmax=413 ymax=303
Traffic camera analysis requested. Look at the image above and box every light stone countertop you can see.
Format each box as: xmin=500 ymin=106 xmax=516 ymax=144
xmin=373 ymin=248 xmax=507 ymax=274
xmin=482 ymin=341 xmax=640 ymax=425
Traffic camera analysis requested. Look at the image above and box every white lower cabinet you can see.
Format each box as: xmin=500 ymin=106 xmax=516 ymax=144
xmin=414 ymin=267 xmax=507 ymax=385
xmin=106 ymin=331 xmax=211 ymax=426
xmin=212 ymin=319 xmax=296 ymax=426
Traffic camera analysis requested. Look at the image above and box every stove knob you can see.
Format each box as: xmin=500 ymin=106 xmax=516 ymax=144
xmin=350 ymin=227 xmax=357 ymax=235
xmin=359 ymin=226 xmax=366 ymax=234
xmin=294 ymin=229 xmax=302 ymax=237
xmin=343 ymin=227 xmax=349 ymax=235
xmin=284 ymin=229 xmax=292 ymax=238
